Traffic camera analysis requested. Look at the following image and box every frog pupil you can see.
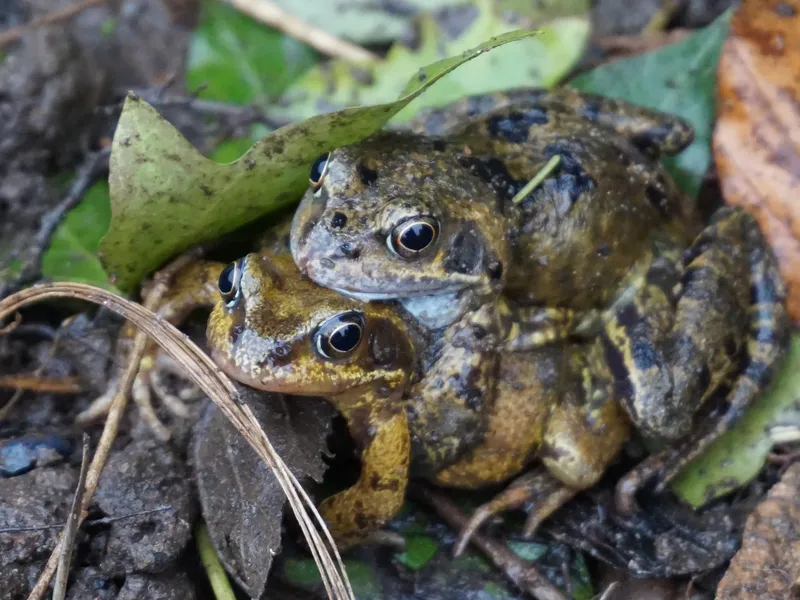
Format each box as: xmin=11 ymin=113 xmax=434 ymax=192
xmin=330 ymin=323 xmax=361 ymax=352
xmin=310 ymin=153 xmax=330 ymax=185
xmin=218 ymin=263 xmax=236 ymax=296
xmin=400 ymin=222 xmax=435 ymax=252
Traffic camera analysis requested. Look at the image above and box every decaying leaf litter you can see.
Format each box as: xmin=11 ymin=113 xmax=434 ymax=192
xmin=2 ymin=0 xmax=800 ymax=599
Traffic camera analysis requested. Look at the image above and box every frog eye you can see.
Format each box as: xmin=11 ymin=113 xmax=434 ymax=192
xmin=218 ymin=259 xmax=244 ymax=307
xmin=309 ymin=153 xmax=330 ymax=190
xmin=314 ymin=311 xmax=366 ymax=360
xmin=388 ymin=216 xmax=439 ymax=259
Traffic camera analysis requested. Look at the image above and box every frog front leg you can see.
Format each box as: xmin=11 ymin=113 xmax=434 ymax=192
xmin=604 ymin=208 xmax=790 ymax=509
xmin=453 ymin=340 xmax=629 ymax=551
xmin=320 ymin=402 xmax=410 ymax=548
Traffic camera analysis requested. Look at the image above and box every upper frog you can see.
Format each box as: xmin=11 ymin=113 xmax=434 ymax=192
xmin=291 ymin=87 xmax=701 ymax=317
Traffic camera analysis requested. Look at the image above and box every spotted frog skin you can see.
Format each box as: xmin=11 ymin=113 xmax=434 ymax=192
xmin=142 ymin=229 xmax=628 ymax=548
xmin=290 ymin=87 xmax=790 ymax=479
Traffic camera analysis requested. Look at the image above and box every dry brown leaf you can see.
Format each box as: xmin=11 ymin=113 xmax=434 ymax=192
xmin=715 ymin=462 xmax=800 ymax=599
xmin=713 ymin=0 xmax=800 ymax=322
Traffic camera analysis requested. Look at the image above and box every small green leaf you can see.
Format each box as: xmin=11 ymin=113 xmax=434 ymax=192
xmin=186 ymin=0 xmax=317 ymax=103
xmin=41 ymin=181 xmax=116 ymax=290
xmin=284 ymin=558 xmax=379 ymax=598
xmin=275 ymin=0 xmax=589 ymax=123
xmin=507 ymin=540 xmax=547 ymax=562
xmin=395 ymin=535 xmax=439 ymax=570
xmin=672 ymin=335 xmax=800 ymax=506
xmin=100 ymin=29 xmax=538 ymax=291
xmin=571 ymin=9 xmax=732 ymax=197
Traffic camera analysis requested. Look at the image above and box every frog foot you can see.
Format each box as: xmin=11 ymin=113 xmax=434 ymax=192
xmin=453 ymin=468 xmax=576 ymax=557
xmin=76 ymin=345 xmax=199 ymax=441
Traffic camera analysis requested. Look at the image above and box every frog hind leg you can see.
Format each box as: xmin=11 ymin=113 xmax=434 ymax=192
xmin=613 ymin=208 xmax=790 ymax=512
xmin=453 ymin=342 xmax=628 ymax=553
xmin=320 ymin=406 xmax=411 ymax=549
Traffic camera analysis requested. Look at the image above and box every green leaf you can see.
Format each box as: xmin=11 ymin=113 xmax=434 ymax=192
xmin=99 ymin=29 xmax=538 ymax=292
xmin=506 ymin=540 xmax=547 ymax=562
xmin=571 ymin=9 xmax=732 ymax=197
xmin=395 ymin=535 xmax=439 ymax=570
xmin=672 ymin=335 xmax=800 ymax=506
xmin=275 ymin=0 xmax=589 ymax=123
xmin=41 ymin=181 xmax=116 ymax=290
xmin=283 ymin=558 xmax=379 ymax=598
xmin=186 ymin=0 xmax=317 ymax=103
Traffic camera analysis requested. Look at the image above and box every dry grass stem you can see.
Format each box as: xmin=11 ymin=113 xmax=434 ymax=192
xmin=226 ymin=0 xmax=378 ymax=63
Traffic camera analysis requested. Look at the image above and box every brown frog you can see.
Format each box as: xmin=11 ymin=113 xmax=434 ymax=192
xmin=289 ymin=88 xmax=790 ymax=503
xmin=132 ymin=231 xmax=628 ymax=549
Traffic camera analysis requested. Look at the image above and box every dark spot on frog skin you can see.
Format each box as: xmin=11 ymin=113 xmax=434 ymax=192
xmin=645 ymin=258 xmax=679 ymax=301
xmin=464 ymin=387 xmax=483 ymax=411
xmin=457 ymin=155 xmax=524 ymax=205
xmin=487 ymin=260 xmax=503 ymax=280
xmin=580 ymin=99 xmax=602 ymax=122
xmin=631 ymin=336 xmax=660 ymax=373
xmin=444 ymin=229 xmax=483 ymax=275
xmin=228 ymin=322 xmax=245 ymax=347
xmin=645 ymin=184 xmax=670 ymax=216
xmin=471 ymin=325 xmax=487 ymax=339
xmin=601 ymin=336 xmax=635 ymax=409
xmin=595 ymin=244 xmax=612 ymax=257
xmin=357 ymin=162 xmax=378 ymax=186
xmin=339 ymin=242 xmax=361 ymax=260
xmin=487 ymin=108 xmax=548 ymax=143
xmin=539 ymin=143 xmax=596 ymax=206
xmin=432 ymin=139 xmax=447 ymax=152
xmin=331 ymin=212 xmax=348 ymax=228
xmin=199 ymin=184 xmax=213 ymax=197
xmin=465 ymin=94 xmax=499 ymax=117
xmin=630 ymin=124 xmax=674 ymax=158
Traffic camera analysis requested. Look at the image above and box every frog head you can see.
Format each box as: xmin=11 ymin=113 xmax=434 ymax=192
xmin=206 ymin=250 xmax=417 ymax=401
xmin=290 ymin=131 xmax=509 ymax=303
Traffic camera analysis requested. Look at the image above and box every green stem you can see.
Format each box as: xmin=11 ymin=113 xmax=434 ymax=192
xmin=511 ymin=155 xmax=561 ymax=204
xmin=196 ymin=523 xmax=237 ymax=600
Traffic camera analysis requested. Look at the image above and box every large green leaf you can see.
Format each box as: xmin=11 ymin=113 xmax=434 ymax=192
xmin=41 ymin=181 xmax=117 ymax=290
xmin=274 ymin=0 xmax=589 ymax=123
xmin=186 ymin=0 xmax=317 ymax=104
xmin=99 ymin=29 xmax=537 ymax=292
xmin=672 ymin=336 xmax=800 ymax=506
xmin=571 ymin=10 xmax=732 ymax=197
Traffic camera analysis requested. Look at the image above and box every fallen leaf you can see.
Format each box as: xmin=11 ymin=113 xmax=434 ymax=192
xmin=672 ymin=335 xmax=800 ymax=506
xmin=193 ymin=387 xmax=335 ymax=597
xmin=715 ymin=462 xmax=800 ymax=599
xmin=713 ymin=0 xmax=800 ymax=322
xmin=572 ymin=10 xmax=732 ymax=196
xmin=98 ymin=28 xmax=537 ymax=292
xmin=274 ymin=0 xmax=589 ymax=124
xmin=41 ymin=181 xmax=116 ymax=291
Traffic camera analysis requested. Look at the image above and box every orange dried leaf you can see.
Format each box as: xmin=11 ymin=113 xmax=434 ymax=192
xmin=715 ymin=463 xmax=800 ymax=599
xmin=713 ymin=0 xmax=800 ymax=322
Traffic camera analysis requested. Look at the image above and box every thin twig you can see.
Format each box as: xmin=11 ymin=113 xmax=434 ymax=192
xmin=52 ymin=434 xmax=90 ymax=600
xmin=0 ymin=506 xmax=174 ymax=534
xmin=0 ymin=374 xmax=83 ymax=394
xmin=411 ymin=485 xmax=567 ymax=600
xmin=0 ymin=147 xmax=111 ymax=300
xmin=0 ymin=0 xmax=108 ymax=48
xmin=225 ymin=0 xmax=379 ymax=63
